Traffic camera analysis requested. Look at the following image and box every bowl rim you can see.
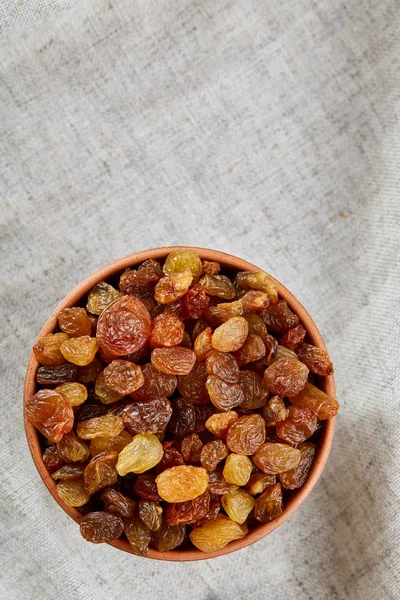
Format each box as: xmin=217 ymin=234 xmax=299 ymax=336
xmin=24 ymin=246 xmax=336 ymax=561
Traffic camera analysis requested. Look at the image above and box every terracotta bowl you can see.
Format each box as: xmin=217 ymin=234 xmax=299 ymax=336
xmin=24 ymin=246 xmax=336 ymax=561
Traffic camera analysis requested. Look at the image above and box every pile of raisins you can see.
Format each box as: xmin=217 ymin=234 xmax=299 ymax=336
xmin=26 ymin=249 xmax=339 ymax=555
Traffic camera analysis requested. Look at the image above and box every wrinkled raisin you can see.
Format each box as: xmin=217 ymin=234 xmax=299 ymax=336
xmin=193 ymin=327 xmax=213 ymax=361
xmin=156 ymin=465 xmax=208 ymax=502
xmin=280 ymin=325 xmax=307 ymax=350
xmin=151 ymin=522 xmax=186 ymax=552
xmin=103 ymin=360 xmax=144 ymax=395
xmin=166 ymin=491 xmax=210 ymax=525
xmin=122 ymin=397 xmax=172 ymax=435
xmin=154 ymin=271 xmax=193 ymax=304
xmin=33 ymin=332 xmax=69 ymax=366
xmin=57 ymin=431 xmax=90 ymax=462
xmin=167 ymin=398 xmax=196 ymax=436
xmin=138 ymin=499 xmax=163 ymax=531
xmin=223 ymin=454 xmax=252 ymax=486
xmin=181 ymin=433 xmax=203 ymax=463
xmin=205 ymin=300 xmax=244 ymax=326
xmin=94 ymin=372 xmax=125 ymax=405
xmin=279 ymin=442 xmax=316 ymax=489
xmin=207 ymin=470 xmax=239 ymax=495
xmin=80 ymin=511 xmax=124 ymax=543
xmin=241 ymin=290 xmax=270 ymax=313
xmin=56 ymin=382 xmax=88 ymax=407
xmin=43 ymin=445 xmax=64 ymax=473
xmin=211 ymin=317 xmax=248 ymax=352
xmin=89 ymin=430 xmax=132 ymax=456
xmin=296 ymin=343 xmax=334 ymax=375
xmin=86 ymin=282 xmax=122 ymax=315
xmin=288 ymin=382 xmax=339 ymax=420
xmin=202 ymin=260 xmax=220 ymax=276
xmin=252 ymin=443 xmax=301 ymax=474
xmin=193 ymin=404 xmax=216 ymax=433
xmin=134 ymin=473 xmax=162 ymax=502
xmin=276 ymin=405 xmax=317 ymax=444
xmin=264 ymin=357 xmax=309 ymax=397
xmin=59 ymin=336 xmax=98 ymax=366
xmin=78 ymin=357 xmax=103 ymax=384
xmin=183 ymin=284 xmax=210 ymax=319
xmin=221 ymin=489 xmax=255 ymax=524
xmin=226 ymin=414 xmax=266 ymax=455
xmin=200 ymin=275 xmax=236 ymax=300
xmin=239 ymin=371 xmax=268 ymax=409
xmin=190 ymin=515 xmax=247 ymax=552
xmin=83 ymin=451 xmax=118 ymax=496
xmin=206 ymin=350 xmax=239 ymax=384
xmin=200 ymin=440 xmax=228 ymax=471
xmin=101 ymin=487 xmax=136 ymax=517
xmin=151 ymin=347 xmax=196 ymax=375
xmin=149 ymin=313 xmax=185 ymax=348
xmin=205 ymin=411 xmax=239 ymax=439
xmin=26 ymin=389 xmax=74 ymax=443
xmin=245 ymin=473 xmax=276 ymax=495
xmin=57 ymin=480 xmax=90 ymax=507
xmin=52 ymin=465 xmax=85 ymax=480
xmin=131 ymin=363 xmax=177 ymax=401
xmin=36 ymin=363 xmax=78 ymax=385
xmin=116 ymin=433 xmax=163 ymax=475
xmin=261 ymin=300 xmax=299 ymax=333
xmin=236 ymin=270 xmax=278 ymax=301
xmin=262 ymin=396 xmax=287 ymax=426
xmin=58 ymin=307 xmax=91 ymax=337
xmin=206 ymin=376 xmax=244 ymax=411
xmin=163 ymin=249 xmax=203 ymax=279
xmin=119 ymin=264 xmax=162 ymax=298
xmin=124 ymin=517 xmax=151 ymax=556
xmin=254 ymin=483 xmax=283 ymax=522
xmin=76 ymin=414 xmax=124 ymax=440
xmin=178 ymin=362 xmax=210 ymax=404
xmin=155 ymin=442 xmax=185 ymax=473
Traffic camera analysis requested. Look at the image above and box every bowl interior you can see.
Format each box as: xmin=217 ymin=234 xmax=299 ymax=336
xmin=24 ymin=246 xmax=336 ymax=561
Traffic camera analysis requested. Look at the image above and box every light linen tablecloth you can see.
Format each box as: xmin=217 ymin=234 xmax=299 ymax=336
xmin=0 ymin=1 xmax=399 ymax=599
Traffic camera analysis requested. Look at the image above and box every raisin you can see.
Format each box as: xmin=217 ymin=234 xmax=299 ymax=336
xmin=193 ymin=327 xmax=213 ymax=361
xmin=131 ymin=363 xmax=177 ymax=400
xmin=163 ymin=298 xmax=187 ymax=320
xmin=138 ymin=499 xmax=163 ymax=531
xmin=156 ymin=465 xmax=208 ymax=502
xmin=221 ymin=489 xmax=255 ymax=524
xmin=26 ymin=389 xmax=74 ymax=443
xmin=52 ymin=465 xmax=85 ymax=481
xmin=122 ymin=397 xmax=172 ymax=435
xmin=296 ymin=343 xmax=334 ymax=375
xmin=191 ymin=318 xmax=209 ymax=340
xmin=207 ymin=471 xmax=239 ymax=495
xmin=276 ymin=405 xmax=317 ymax=444
xmin=59 ymin=335 xmax=99 ymax=366
xmin=56 ymin=382 xmax=88 ymax=407
xmin=119 ymin=264 xmax=162 ymax=298
xmin=116 ymin=433 xmax=163 ymax=475
xmin=202 ymin=260 xmax=220 ymax=276
xmin=183 ymin=284 xmax=210 ymax=319
xmin=205 ymin=300 xmax=244 ymax=326
xmin=78 ymin=357 xmax=103 ymax=384
xmin=254 ymin=483 xmax=283 ymax=522
xmin=226 ymin=414 xmax=266 ymax=454
xmin=244 ymin=313 xmax=268 ymax=340
xmin=101 ymin=487 xmax=136 ymax=517
xmin=96 ymin=295 xmax=151 ymax=357
xmin=76 ymin=414 xmax=124 ymax=439
xmin=86 ymin=282 xmax=122 ymax=315
xmin=234 ymin=334 xmax=266 ymax=367
xmin=239 ymin=371 xmax=268 ymax=409
xmin=245 ymin=473 xmax=276 ymax=495
xmin=134 ymin=473 xmax=162 ymax=502
xmin=83 ymin=451 xmax=118 ymax=495
xmin=149 ymin=313 xmax=185 ymax=349
xmin=206 ymin=350 xmax=239 ymax=384
xmin=151 ymin=522 xmax=186 ymax=552
xmin=192 ymin=495 xmax=221 ymax=527
xmin=241 ymin=290 xmax=271 ymax=313
xmin=236 ymin=269 xmax=278 ymax=299
xmin=76 ymin=402 xmax=107 ymax=423
xmin=177 ymin=362 xmax=210 ymax=405
xmin=200 ymin=440 xmax=228 ymax=471
xmin=193 ymin=404 xmax=216 ymax=433
xmin=274 ymin=345 xmax=298 ymax=360
xmin=280 ymin=325 xmax=307 ymax=350
xmin=199 ymin=275 xmax=236 ymax=300
xmin=43 ymin=446 xmax=64 ymax=473
xmin=163 ymin=249 xmax=202 ymax=279
xmin=155 ymin=442 xmax=185 ymax=473
xmin=205 ymin=411 xmax=239 ymax=439
xmin=57 ymin=431 xmax=90 ymax=463
xmin=223 ymin=454 xmax=252 ymax=486
xmin=279 ymin=442 xmax=316 ymax=489
xmin=211 ymin=317 xmax=248 ymax=352
xmin=89 ymin=430 xmax=132 ymax=456
xmin=154 ymin=271 xmax=193 ymax=304
xmin=263 ymin=357 xmax=309 ymax=397
xmin=36 ymin=363 xmax=78 ymax=385
xmin=166 ymin=491 xmax=210 ymax=525
xmin=58 ymin=307 xmax=91 ymax=337
xmin=262 ymin=396 xmax=287 ymax=426
xmin=180 ymin=433 xmax=203 ymax=463
xmin=100 ymin=360 xmax=144 ymax=396
xmin=261 ymin=300 xmax=299 ymax=333
xmin=180 ymin=331 xmax=192 ymax=349
xmin=167 ymin=398 xmax=196 ymax=436
xmin=57 ymin=480 xmax=90 ymax=507
xmin=206 ymin=376 xmax=244 ymax=411
xmin=151 ymin=347 xmax=196 ymax=375
xmin=33 ymin=332 xmax=69 ymax=366
xmin=288 ymin=382 xmax=339 ymax=420
xmin=124 ymin=517 xmax=151 ymax=556
xmin=264 ymin=334 xmax=279 ymax=365
xmin=252 ymin=443 xmax=301 ymax=474
xmin=80 ymin=511 xmax=124 ymax=543
xmin=189 ymin=515 xmax=247 ymax=552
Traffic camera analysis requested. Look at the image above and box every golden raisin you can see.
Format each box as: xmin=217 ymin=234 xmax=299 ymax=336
xmin=296 ymin=343 xmax=334 ymax=375
xmin=211 ymin=317 xmax=248 ymax=352
xmin=57 ymin=480 xmax=90 ymax=507
xmin=116 ymin=433 xmax=163 ymax=475
xmin=223 ymin=454 xmax=252 ymax=486
xmin=163 ymin=249 xmax=203 ymax=279
xmin=205 ymin=411 xmax=239 ymax=439
xmin=199 ymin=275 xmax=236 ymax=300
xmin=103 ymin=360 xmax=144 ymax=395
xmin=226 ymin=414 xmax=266 ymax=454
xmin=190 ymin=515 xmax=247 ymax=552
xmin=57 ymin=431 xmax=90 ymax=463
xmin=89 ymin=430 xmax=132 ymax=456
xmin=60 ymin=336 xmax=99 ymax=366
xmin=236 ymin=270 xmax=278 ymax=302
xmin=193 ymin=327 xmax=213 ymax=361
xmin=276 ymin=405 xmax=317 ymax=444
xmin=151 ymin=347 xmax=196 ymax=375
xmin=58 ymin=307 xmax=91 ymax=337
xmin=149 ymin=313 xmax=185 ymax=348
xmin=288 ymin=382 xmax=339 ymax=420
xmin=221 ymin=489 xmax=255 ymax=524
xmin=154 ymin=271 xmax=193 ymax=304
xmin=76 ymin=414 xmax=124 ymax=440
xmin=56 ymin=382 xmax=88 ymax=407
xmin=156 ymin=465 xmax=209 ymax=502
xmin=252 ymin=443 xmax=301 ymax=474
xmin=33 ymin=332 xmax=69 ymax=366
xmin=86 ymin=281 xmax=122 ymax=315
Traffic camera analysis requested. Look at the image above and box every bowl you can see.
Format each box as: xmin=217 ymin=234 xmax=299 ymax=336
xmin=24 ymin=246 xmax=336 ymax=561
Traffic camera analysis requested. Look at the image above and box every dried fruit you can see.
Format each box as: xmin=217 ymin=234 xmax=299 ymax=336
xmin=155 ymin=442 xmax=185 ymax=473
xmin=156 ymin=465 xmax=208 ymax=502
xmin=86 ymin=281 xmax=122 ymax=315
xmin=89 ymin=430 xmax=132 ymax=456
xmin=226 ymin=414 xmax=266 ymax=454
xmin=252 ymin=443 xmax=301 ymax=474
xmin=236 ymin=270 xmax=278 ymax=301
xmin=76 ymin=402 xmax=107 ymax=423
xmin=60 ymin=336 xmax=99 ymax=366
xmin=57 ymin=431 xmax=90 ymax=462
xmin=56 ymin=382 xmax=88 ymax=407
xmin=207 ymin=471 xmax=238 ymax=495
xmin=193 ymin=327 xmax=213 ymax=361
xmin=76 ymin=414 xmax=124 ymax=440
xmin=42 ymin=446 xmax=64 ymax=473
xmin=239 ymin=370 xmax=268 ymax=409
xmin=183 ymin=284 xmax=210 ymax=319
xmin=279 ymin=442 xmax=316 ymax=489
xmin=234 ymin=334 xmax=266 ymax=367
xmin=149 ymin=314 xmax=184 ymax=349
xmin=124 ymin=517 xmax=151 ymax=556
xmin=52 ymin=465 xmax=85 ymax=481
xmin=122 ymin=397 xmax=172 ymax=435
xmin=134 ymin=473 xmax=162 ymax=502
xmin=119 ymin=263 xmax=162 ymax=298
xmin=166 ymin=491 xmax=210 ymax=525
xmin=116 ymin=433 xmax=163 ymax=475
xmin=202 ymin=260 xmax=220 ymax=276
xmin=200 ymin=275 xmax=236 ymax=300
xmin=103 ymin=360 xmax=144 ymax=395
xmin=296 ymin=343 xmax=334 ymax=375
xmin=33 ymin=332 xmax=69 ymax=366
xmin=80 ymin=511 xmax=124 ymax=543
xmin=262 ymin=396 xmax=287 ymax=426
xmin=280 ymin=324 xmax=307 ymax=350
xmin=276 ymin=406 xmax=317 ymax=444
xmin=101 ymin=487 xmax=136 ymax=517
xmin=261 ymin=300 xmax=299 ymax=333
xmin=206 ymin=376 xmax=244 ymax=411
xmin=221 ymin=489 xmax=255 ymax=524
xmin=240 ymin=291 xmax=270 ymax=314
xmin=36 ymin=363 xmax=78 ymax=385
xmin=94 ymin=372 xmax=125 ymax=405
xmin=211 ymin=317 xmax=248 ymax=352
xmin=200 ymin=440 xmax=228 ymax=471
xmin=151 ymin=347 xmax=196 ymax=375
xmin=254 ymin=483 xmax=283 ymax=522
xmin=83 ymin=451 xmax=118 ymax=495
xmin=205 ymin=300 xmax=244 ymax=326
xmin=154 ymin=271 xmax=193 ymax=304
xmin=288 ymin=382 xmax=339 ymax=420
xmin=244 ymin=313 xmax=268 ymax=340
xmin=131 ymin=363 xmax=177 ymax=401
xmin=57 ymin=480 xmax=90 ymax=507
xmin=78 ymin=357 xmax=103 ymax=384
xmin=205 ymin=411 xmax=239 ymax=439
xmin=190 ymin=515 xmax=247 ymax=552
xmin=193 ymin=404 xmax=216 ymax=433
xmin=26 ymin=389 xmax=74 ymax=443
xmin=163 ymin=298 xmax=186 ymax=320
xmin=163 ymin=249 xmax=202 ymax=279
xmin=223 ymin=454 xmax=252 ymax=486
xmin=273 ymin=345 xmax=298 ymax=361
xmin=206 ymin=350 xmax=239 ymax=383
xmin=263 ymin=357 xmax=309 ymax=397
xmin=58 ymin=307 xmax=91 ymax=337
xmin=245 ymin=473 xmax=276 ymax=495
xmin=178 ymin=362 xmax=210 ymax=404
xmin=151 ymin=522 xmax=186 ymax=552
xmin=181 ymin=433 xmax=203 ymax=463
xmin=138 ymin=500 xmax=163 ymax=531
